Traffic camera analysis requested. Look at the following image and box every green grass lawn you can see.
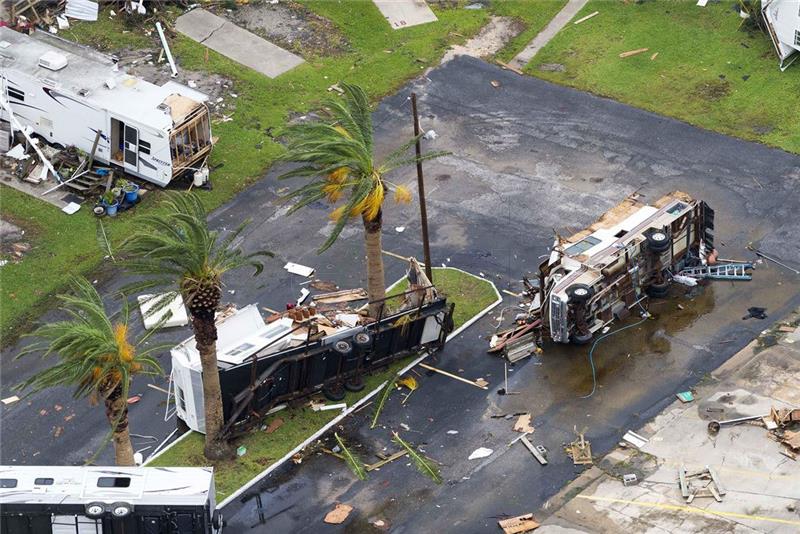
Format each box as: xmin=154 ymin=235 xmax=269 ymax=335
xmin=492 ymin=0 xmax=568 ymax=64
xmin=0 ymin=3 xmax=495 ymax=344
xmin=148 ymin=267 xmax=497 ymax=500
xmin=526 ymin=0 xmax=800 ymax=154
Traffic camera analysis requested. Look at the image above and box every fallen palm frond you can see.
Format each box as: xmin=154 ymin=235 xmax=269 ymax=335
xmin=370 ymin=375 xmax=397 ymax=429
xmin=95 ymin=220 xmax=115 ymax=262
xmin=334 ymin=432 xmax=367 ymax=481
xmin=392 ymin=431 xmax=442 ymax=484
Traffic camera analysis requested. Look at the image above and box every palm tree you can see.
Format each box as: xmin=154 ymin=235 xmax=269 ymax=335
xmin=16 ymin=277 xmax=162 ymax=466
xmin=278 ymin=83 xmax=446 ymax=317
xmin=120 ymin=192 xmax=270 ymax=460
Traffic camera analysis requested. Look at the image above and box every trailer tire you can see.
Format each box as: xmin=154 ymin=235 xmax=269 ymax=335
xmin=645 ymin=228 xmax=670 ymax=253
xmin=110 ymin=502 xmax=132 ymax=518
xmin=333 ymin=340 xmax=353 ymax=355
xmin=646 ymin=279 xmax=670 ymax=298
xmin=571 ymin=331 xmax=593 ymax=345
xmin=353 ymin=332 xmax=372 ymax=349
xmin=212 ymin=510 xmax=223 ymax=530
xmin=323 ymin=383 xmax=346 ymax=402
xmin=85 ymin=502 xmax=106 ymax=519
xmin=566 ymin=284 xmax=594 ymax=304
xmin=344 ymin=375 xmax=365 ymax=392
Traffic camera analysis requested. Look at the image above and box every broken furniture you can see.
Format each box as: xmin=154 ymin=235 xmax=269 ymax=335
xmin=568 ymin=429 xmax=592 ymax=465
xmin=678 ymin=465 xmax=726 ymax=503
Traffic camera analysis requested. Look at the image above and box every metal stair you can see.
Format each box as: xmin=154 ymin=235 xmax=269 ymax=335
xmin=678 ymin=263 xmax=753 ymax=281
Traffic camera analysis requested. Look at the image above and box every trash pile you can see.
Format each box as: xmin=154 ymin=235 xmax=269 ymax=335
xmin=708 ymin=406 xmax=800 ymax=460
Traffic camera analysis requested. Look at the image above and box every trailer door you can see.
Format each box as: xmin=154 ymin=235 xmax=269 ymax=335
xmin=123 ymin=124 xmax=139 ymax=173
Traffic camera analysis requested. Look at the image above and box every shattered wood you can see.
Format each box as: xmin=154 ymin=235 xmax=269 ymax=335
xmin=498 ymin=513 xmax=540 ymax=534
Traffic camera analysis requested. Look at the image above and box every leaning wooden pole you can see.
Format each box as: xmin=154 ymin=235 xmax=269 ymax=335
xmin=411 ymin=93 xmax=433 ymax=281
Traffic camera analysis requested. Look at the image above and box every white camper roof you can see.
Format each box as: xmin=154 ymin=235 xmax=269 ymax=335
xmin=762 ymin=0 xmax=800 ymax=68
xmin=0 ymin=466 xmax=214 ymax=507
xmin=0 ymin=27 xmax=208 ymax=131
xmin=170 ymin=304 xmax=298 ymax=370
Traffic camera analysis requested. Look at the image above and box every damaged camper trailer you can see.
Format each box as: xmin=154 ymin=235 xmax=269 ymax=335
xmin=170 ymin=260 xmax=454 ymax=436
xmin=491 ymin=192 xmax=752 ymax=357
xmin=0 ymin=27 xmax=212 ymax=186
xmin=762 ymin=0 xmax=800 ymax=70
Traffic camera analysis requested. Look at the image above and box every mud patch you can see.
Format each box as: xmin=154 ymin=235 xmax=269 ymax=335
xmin=0 ymin=219 xmax=31 ymax=264
xmin=538 ymin=63 xmax=566 ymax=72
xmin=692 ymin=79 xmax=731 ymax=101
xmin=228 ymin=1 xmax=349 ymax=58
xmin=442 ymin=16 xmax=525 ymax=62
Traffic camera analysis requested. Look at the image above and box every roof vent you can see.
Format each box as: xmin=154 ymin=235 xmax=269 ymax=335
xmin=39 ymin=51 xmax=68 ymax=71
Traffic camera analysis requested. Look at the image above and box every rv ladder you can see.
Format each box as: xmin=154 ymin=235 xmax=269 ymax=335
xmin=678 ymin=263 xmax=753 ymax=281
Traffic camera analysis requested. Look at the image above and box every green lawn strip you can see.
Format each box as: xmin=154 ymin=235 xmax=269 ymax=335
xmin=526 ymin=0 xmax=800 ymax=154
xmin=149 ymin=268 xmax=496 ymax=500
xmin=0 ymin=4 xmax=491 ymax=341
xmin=492 ymin=0 xmax=569 ymax=64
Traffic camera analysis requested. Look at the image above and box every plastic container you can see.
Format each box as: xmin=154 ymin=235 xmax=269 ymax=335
xmin=123 ymin=183 xmax=140 ymax=203
xmin=105 ymin=201 xmax=119 ymax=217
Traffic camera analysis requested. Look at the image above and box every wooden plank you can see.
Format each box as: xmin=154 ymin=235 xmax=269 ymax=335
xmin=365 ymin=450 xmax=407 ymax=471
xmin=418 ymin=363 xmax=488 ymax=390
xmin=678 ymin=466 xmax=689 ymax=498
xmin=498 ymin=513 xmax=540 ymax=534
xmin=496 ymin=60 xmax=524 ymax=76
xmin=87 ymin=129 xmax=101 ymax=170
xmin=619 ymin=48 xmax=649 ymax=58
xmin=573 ymin=11 xmax=599 ymax=25
xmin=707 ymin=466 xmax=726 ymax=496
xmin=520 ymin=436 xmax=547 ymax=465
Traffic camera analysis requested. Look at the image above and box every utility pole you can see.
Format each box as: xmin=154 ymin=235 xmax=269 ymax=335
xmin=411 ymin=92 xmax=433 ymax=281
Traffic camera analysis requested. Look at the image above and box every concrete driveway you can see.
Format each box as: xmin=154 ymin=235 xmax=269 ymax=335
xmin=2 ymin=55 xmax=799 ymax=532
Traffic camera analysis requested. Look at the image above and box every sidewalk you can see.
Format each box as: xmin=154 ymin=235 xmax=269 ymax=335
xmin=537 ymin=311 xmax=800 ymax=533
xmin=509 ymin=0 xmax=589 ymax=70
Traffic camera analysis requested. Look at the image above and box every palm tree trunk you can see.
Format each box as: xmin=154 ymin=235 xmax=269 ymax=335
xmin=190 ymin=310 xmax=233 ymax=460
xmin=363 ymin=211 xmax=386 ymax=318
xmin=104 ymin=383 xmax=135 ymax=466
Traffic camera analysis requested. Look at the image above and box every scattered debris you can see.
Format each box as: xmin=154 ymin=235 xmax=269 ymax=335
xmin=284 ymin=262 xmax=315 ymax=277
xmin=742 ymin=307 xmax=768 ymax=320
xmin=313 ymin=288 xmax=368 ymax=304
xmin=513 ymin=414 xmax=535 ymax=434
xmin=418 ymin=363 xmax=488 ymax=390
xmin=573 ymin=11 xmax=599 ymax=25
xmin=496 ymin=60 xmax=524 ymax=75
xmin=676 ymin=391 xmax=694 ymax=403
xmin=53 ymin=426 xmax=64 ymax=438
xmin=392 ymin=432 xmax=442 ymax=483
xmin=365 ymin=450 xmax=408 ymax=472
xmin=747 ymin=245 xmax=800 ymax=274
xmin=236 ymin=445 xmax=247 ymax=457
xmin=650 ymin=52 xmax=659 ymax=60
xmin=155 ymin=22 xmax=178 ymax=78
xmin=371 ymin=376 xmax=398 ymax=429
xmin=490 ymin=80 xmax=501 ymax=88
xmin=446 ymin=430 xmax=459 ymax=435
xmin=395 ymin=226 xmax=406 ymax=233
xmin=65 ymin=0 xmax=99 ymax=21
xmin=334 ymin=432 xmax=367 ymax=480
xmin=622 ymin=430 xmax=649 ymax=449
xmin=312 ymin=402 xmax=347 ymax=412
xmin=498 ymin=513 xmax=540 ymax=534
xmin=264 ymin=417 xmax=284 ymax=434
xmin=324 ymin=503 xmax=353 ymax=525
xmin=622 ymin=473 xmax=638 ymax=486
xmin=707 ymin=413 xmax=768 ymax=434
xmin=520 ymin=436 xmax=547 ymax=465
xmin=468 ymin=447 xmax=494 ymax=460
xmin=619 ymin=48 xmax=649 ymax=58
xmin=297 ymin=287 xmax=310 ymax=305
xmin=568 ymin=429 xmax=592 ymax=465
xmin=678 ymin=465 xmax=725 ymax=503
xmin=127 ymin=395 xmax=141 ymax=404
xmin=1 ymin=396 xmax=20 ymax=405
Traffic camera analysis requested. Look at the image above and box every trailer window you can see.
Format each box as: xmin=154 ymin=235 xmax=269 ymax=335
xmin=227 ymin=342 xmax=255 ymax=357
xmin=97 ymin=477 xmax=130 ymax=488
xmin=0 ymin=478 xmax=16 ymax=488
xmin=139 ymin=140 xmax=151 ymax=155
xmin=34 ymin=477 xmax=54 ymax=485
xmin=565 ymin=236 xmax=601 ymax=256
xmin=176 ymin=386 xmax=187 ymax=412
xmin=667 ymin=202 xmax=687 ymax=215
xmin=7 ymin=88 xmax=24 ymax=101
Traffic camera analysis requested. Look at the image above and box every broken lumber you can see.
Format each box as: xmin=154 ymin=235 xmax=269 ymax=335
xmin=324 ymin=503 xmax=353 ymax=524
xmin=496 ymin=60 xmax=524 ymax=76
xmin=313 ymin=288 xmax=368 ymax=304
xmin=365 ymin=450 xmax=408 ymax=471
xmin=498 ymin=513 xmax=540 ymax=534
xmin=520 ymin=436 xmax=547 ymax=465
xmin=619 ymin=48 xmax=649 ymax=58
xmin=418 ymin=363 xmax=488 ymax=390
xmin=573 ymin=11 xmax=599 ymax=25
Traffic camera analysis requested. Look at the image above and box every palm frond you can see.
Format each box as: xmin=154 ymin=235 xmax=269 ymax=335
xmin=370 ymin=375 xmax=398 ymax=429
xmin=334 ymin=432 xmax=367 ymax=481
xmin=95 ymin=220 xmax=115 ymax=262
xmin=392 ymin=431 xmax=442 ymax=484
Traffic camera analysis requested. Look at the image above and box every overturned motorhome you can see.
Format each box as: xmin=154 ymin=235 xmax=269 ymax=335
xmin=492 ymin=192 xmax=752 ymax=357
xmin=0 ymin=27 xmax=212 ymax=186
xmin=170 ymin=259 xmax=454 ymax=436
xmin=0 ymin=466 xmax=221 ymax=533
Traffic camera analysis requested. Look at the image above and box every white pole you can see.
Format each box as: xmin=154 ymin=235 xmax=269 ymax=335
xmin=156 ymin=22 xmax=179 ymax=78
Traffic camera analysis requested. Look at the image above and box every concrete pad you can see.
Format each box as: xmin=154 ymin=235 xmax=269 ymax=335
xmin=175 ymin=8 xmax=303 ymax=78
xmin=372 ymin=0 xmax=437 ymax=30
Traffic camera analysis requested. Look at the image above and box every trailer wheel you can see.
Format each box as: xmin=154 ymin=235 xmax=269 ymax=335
xmin=333 ymin=340 xmax=353 ymax=355
xmin=571 ymin=331 xmax=593 ymax=345
xmin=323 ymin=383 xmax=346 ymax=401
xmin=85 ymin=502 xmax=105 ymax=519
xmin=566 ymin=284 xmax=594 ymax=304
xmin=645 ymin=228 xmax=670 ymax=253
xmin=110 ymin=502 xmax=132 ymax=518
xmin=353 ymin=332 xmax=372 ymax=348
xmin=344 ymin=375 xmax=365 ymax=392
xmin=212 ymin=510 xmax=223 ymax=530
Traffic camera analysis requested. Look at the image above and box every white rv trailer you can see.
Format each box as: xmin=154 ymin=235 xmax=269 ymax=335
xmin=0 ymin=465 xmax=221 ymax=533
xmin=762 ymin=0 xmax=800 ymax=70
xmin=0 ymin=27 xmax=213 ymax=186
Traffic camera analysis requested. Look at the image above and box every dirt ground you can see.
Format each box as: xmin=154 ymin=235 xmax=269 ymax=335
xmin=228 ymin=0 xmax=349 ymax=57
xmin=441 ymin=16 xmax=525 ymax=63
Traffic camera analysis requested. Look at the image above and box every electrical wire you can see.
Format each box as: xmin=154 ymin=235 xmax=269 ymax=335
xmin=581 ymin=300 xmax=650 ymax=399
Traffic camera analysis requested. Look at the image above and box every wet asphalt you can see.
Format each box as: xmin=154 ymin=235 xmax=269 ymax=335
xmin=2 ymin=55 xmax=800 ymax=532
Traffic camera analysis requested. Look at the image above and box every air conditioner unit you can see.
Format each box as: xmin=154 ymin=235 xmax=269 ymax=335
xmin=39 ymin=51 xmax=68 ymax=71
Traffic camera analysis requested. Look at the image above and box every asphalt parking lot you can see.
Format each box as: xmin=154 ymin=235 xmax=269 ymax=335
xmin=2 ymin=55 xmax=799 ymax=533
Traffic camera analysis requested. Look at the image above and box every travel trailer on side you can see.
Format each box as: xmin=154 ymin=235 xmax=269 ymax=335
xmin=0 ymin=27 xmax=212 ymax=186
xmin=762 ymin=0 xmax=800 ymax=70
xmin=0 ymin=466 xmax=221 ymax=533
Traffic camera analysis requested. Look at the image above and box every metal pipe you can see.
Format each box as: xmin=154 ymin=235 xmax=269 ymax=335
xmin=155 ymin=22 xmax=178 ymax=78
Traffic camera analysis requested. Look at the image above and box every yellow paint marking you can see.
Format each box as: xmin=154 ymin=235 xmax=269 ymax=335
xmin=577 ymin=495 xmax=800 ymax=527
